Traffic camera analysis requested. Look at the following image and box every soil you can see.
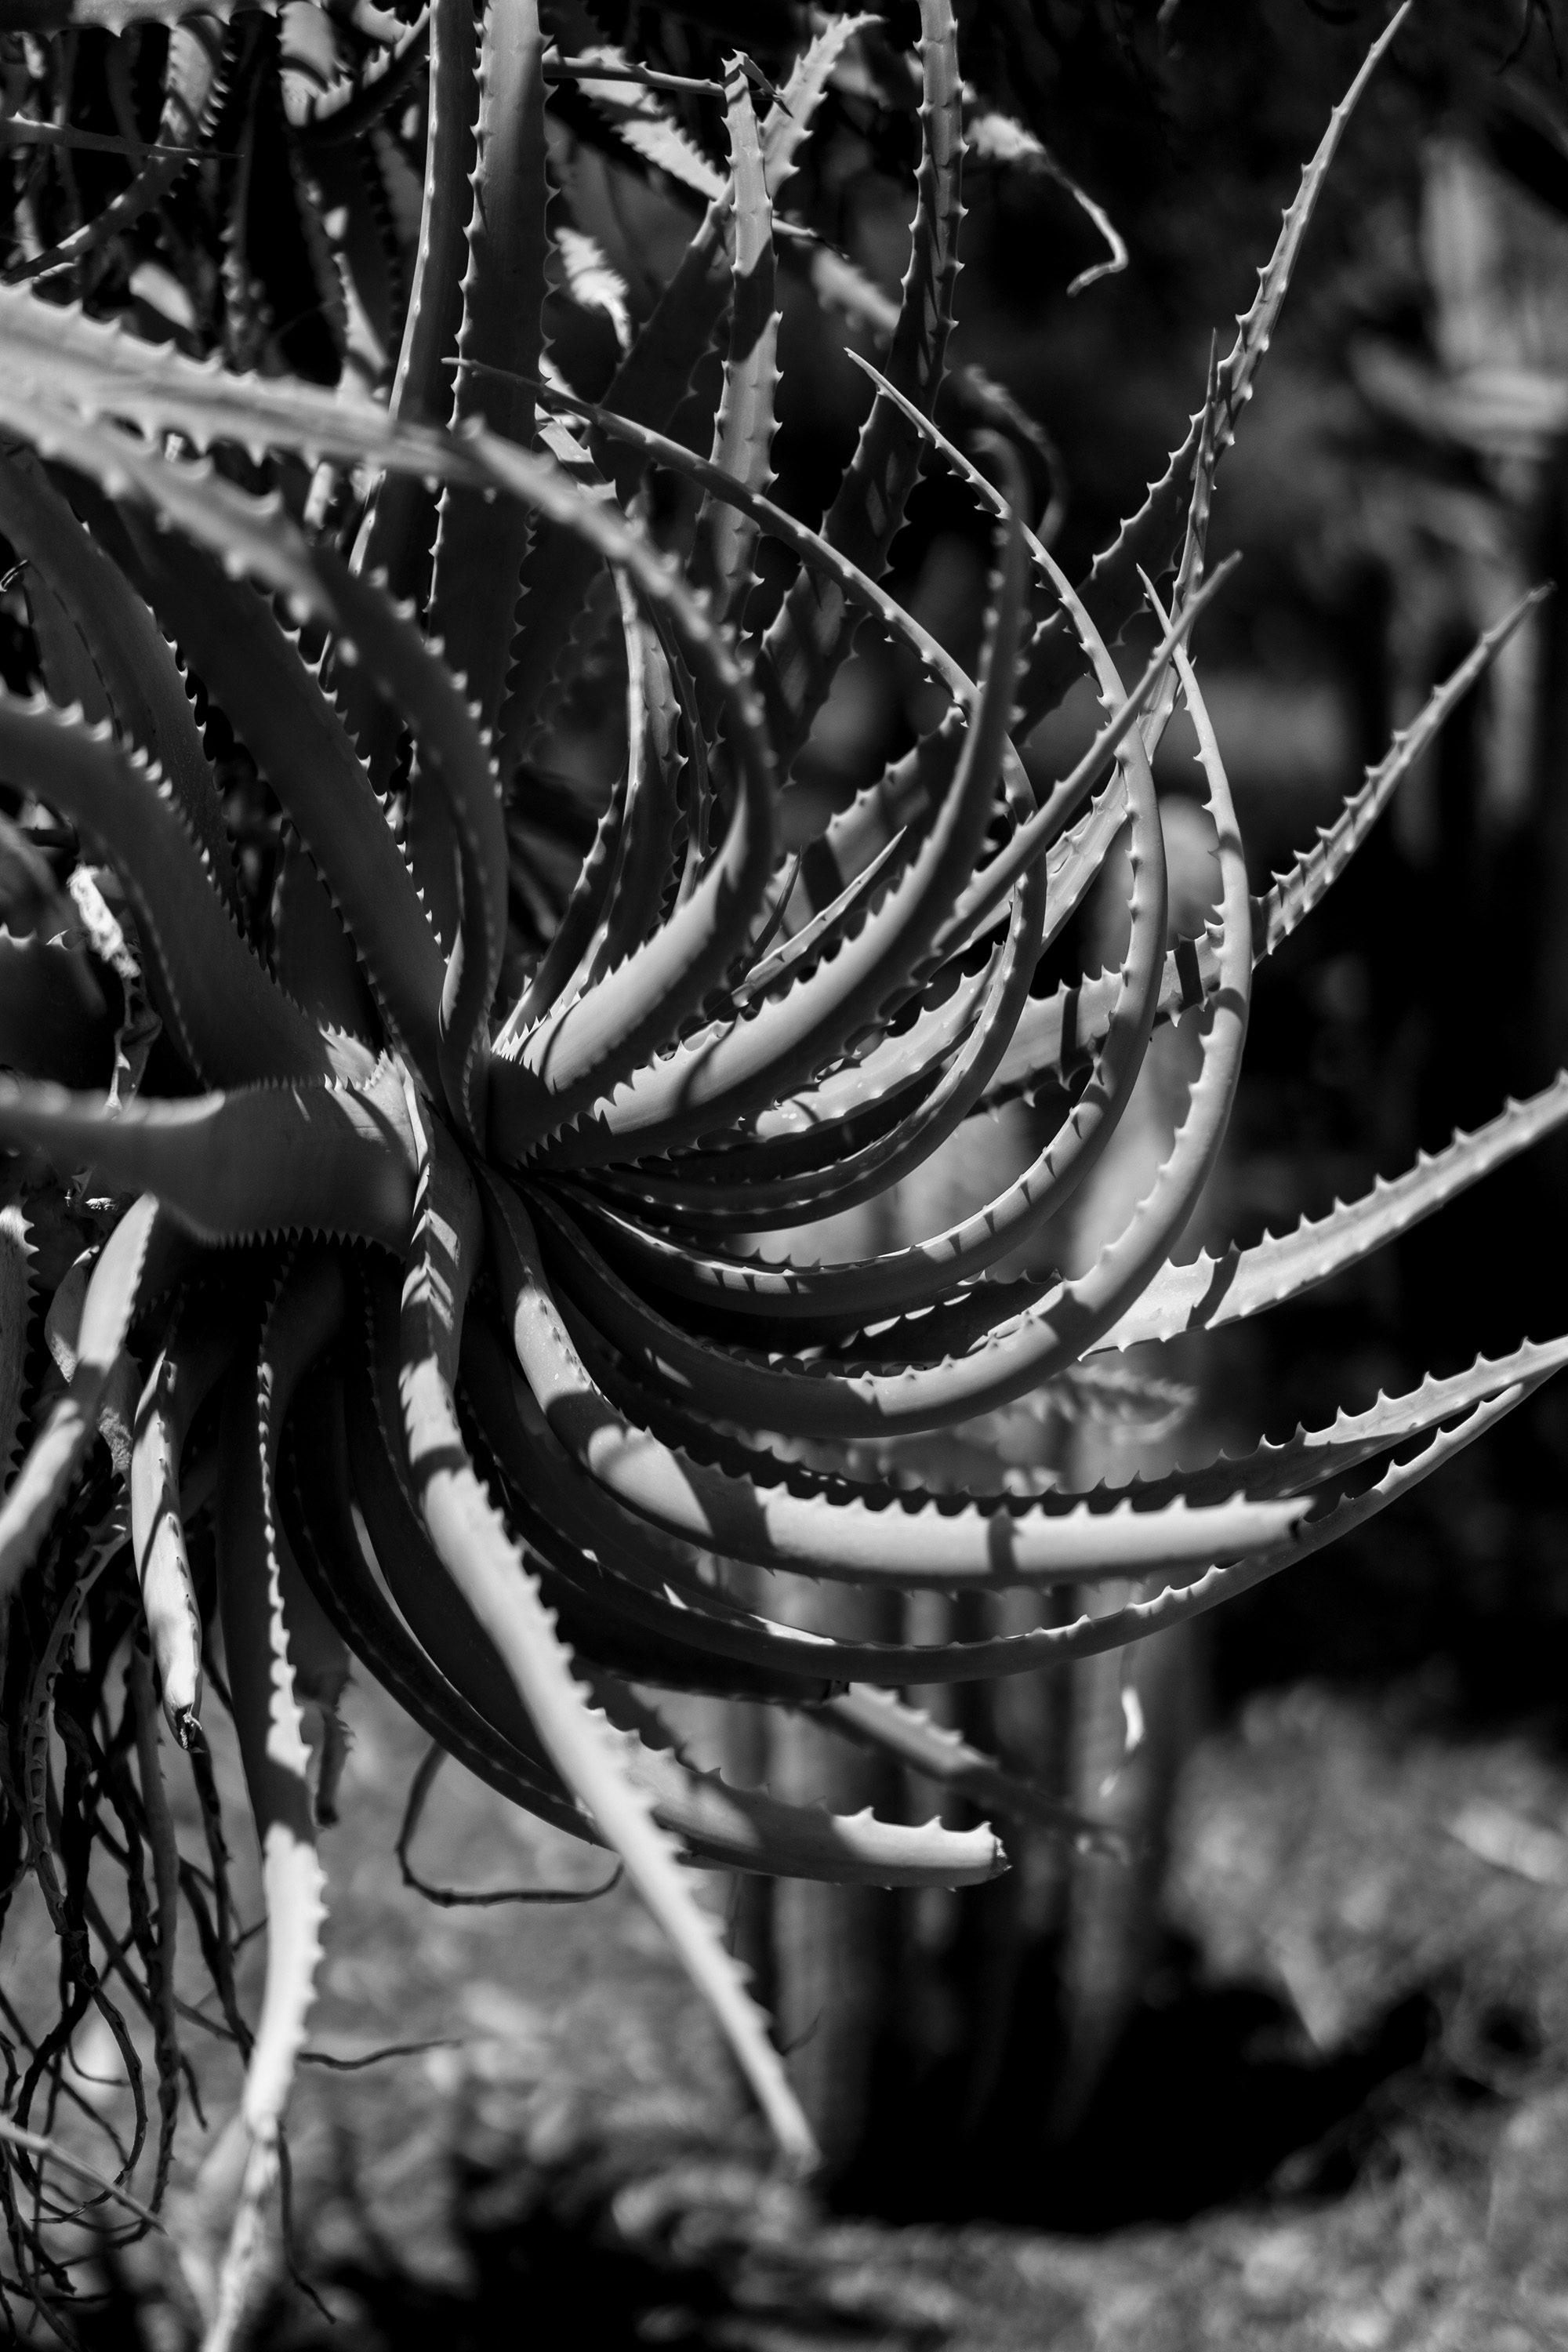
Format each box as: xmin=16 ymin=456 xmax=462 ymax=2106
xmin=16 ymin=1675 xmax=1568 ymax=2350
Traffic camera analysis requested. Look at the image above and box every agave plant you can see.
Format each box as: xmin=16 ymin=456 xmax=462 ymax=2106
xmin=0 ymin=0 xmax=1563 ymax=2334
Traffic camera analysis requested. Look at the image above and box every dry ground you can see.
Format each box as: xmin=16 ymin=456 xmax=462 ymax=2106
xmin=13 ymin=1675 xmax=1568 ymax=2350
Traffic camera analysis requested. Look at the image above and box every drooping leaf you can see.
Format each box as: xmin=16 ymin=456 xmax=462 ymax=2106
xmin=209 ymin=1249 xmax=340 ymax=2349
xmin=0 ymin=1194 xmax=171 ymax=1603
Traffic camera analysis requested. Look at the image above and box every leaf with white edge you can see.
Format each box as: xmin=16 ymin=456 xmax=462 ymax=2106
xmin=1253 ymin=589 xmax=1545 ymax=960
xmin=0 ymin=448 xmax=236 ymax=902
xmin=1094 ymin=1073 xmax=1568 ymax=1352
xmin=819 ymin=1685 xmax=1123 ymax=1851
xmin=416 ymin=0 xmax=546 ymax=1120
xmin=127 ymin=1642 xmax=184 ymax=2212
xmin=209 ymin=1251 xmax=342 ymax=2352
xmin=1017 ymin=3 xmax=1411 ymax=728
xmin=696 ymin=56 xmax=779 ymax=625
xmin=511 ymin=428 xmax=1029 ymax=1167
xmin=567 ymin=43 xmax=724 ymax=202
xmin=0 ymin=1194 xmax=170 ymax=1604
xmin=759 ymin=0 xmax=963 ymax=766
xmin=965 ymin=1377 xmax=1547 ymax=1669
xmin=0 ymin=1182 xmax=31 ymax=1490
xmin=481 ymin=1174 xmax=1311 ymax=1593
xmin=132 ymin=1298 xmax=238 ymax=1743
xmin=395 ymin=1083 xmax=816 ymax=2166
xmin=557 ymin=226 xmax=630 ymax=350
xmin=963 ymin=103 xmax=1125 ymax=295
xmin=341 ymin=0 xmax=474 ymax=806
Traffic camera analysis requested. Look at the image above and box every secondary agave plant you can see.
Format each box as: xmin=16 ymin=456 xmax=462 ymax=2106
xmin=0 ymin=0 xmax=1564 ymax=2335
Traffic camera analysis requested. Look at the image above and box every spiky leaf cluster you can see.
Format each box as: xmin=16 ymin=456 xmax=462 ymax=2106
xmin=0 ymin=0 xmax=1558 ymax=2338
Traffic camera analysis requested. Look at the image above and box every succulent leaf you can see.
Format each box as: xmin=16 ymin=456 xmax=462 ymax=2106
xmin=694 ymin=56 xmax=779 ymax=624
xmin=759 ymin=0 xmax=963 ymax=765
xmin=209 ymin=1250 xmax=337 ymax=2349
xmin=132 ymin=1296 xmax=239 ymax=1742
xmin=0 ymin=1183 xmax=31 ymax=1486
xmin=413 ymin=0 xmax=546 ymax=964
xmin=394 ymin=1078 xmax=818 ymax=2165
xmin=0 ymin=1062 xmax=418 ymax=1247
xmin=0 ymin=1194 xmax=169 ymax=1602
xmin=0 ymin=453 xmax=237 ymax=907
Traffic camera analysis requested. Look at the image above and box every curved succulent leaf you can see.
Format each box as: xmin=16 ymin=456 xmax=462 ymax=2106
xmin=482 ymin=1174 xmax=1310 ymax=1592
xmin=0 ymin=394 xmax=503 ymax=1137
xmin=1253 ymin=588 xmax=1544 ymax=960
xmin=126 ymin=1641 xmax=185 ymax=2212
xmin=0 ymin=451 xmax=235 ymax=903
xmin=0 ymin=1194 xmax=169 ymax=1602
xmin=695 ymin=56 xmax=779 ymax=625
xmin=535 ymin=632 xmax=1244 ymax=1437
xmin=583 ymin=1676 xmax=1005 ymax=1887
xmin=345 ymin=0 xmax=473 ymax=657
xmin=965 ymin=1374 xmax=1540 ymax=1670
xmin=818 ymin=1686 xmax=1121 ymax=1851
xmin=573 ymin=775 xmax=1149 ymax=1316
xmin=327 ymin=1308 xmax=997 ymax=1874
xmin=270 ymin=835 xmax=380 ymax=1043
xmin=494 ymin=760 xmax=627 ymax=1044
xmin=293 ymin=6 xmax=431 ymax=145
xmin=574 ymin=534 xmax=1164 ymax=1316
xmin=983 ymin=592 xmax=1548 ymax=1113
xmin=758 ymin=0 xmax=963 ymax=764
xmin=314 ymin=1344 xmax=1010 ymax=1883
xmin=394 ymin=1083 xmax=816 ymax=2166
xmin=209 ymin=1250 xmax=340 ymax=2350
xmin=0 ymin=368 xmax=779 ymax=1166
xmin=579 ymin=13 xmax=862 ymax=524
xmin=0 ymin=692 xmax=357 ymax=1087
xmin=1096 ymin=1070 xmax=1568 ymax=1351
xmin=840 ymin=359 xmax=1238 ymax=927
xmin=565 ymin=42 xmax=722 ymax=202
xmin=427 ymin=0 xmax=544 ymax=720
xmin=413 ymin=0 xmax=544 ymax=985
xmin=1015 ymin=2 xmax=1412 ymax=730
xmin=0 ymin=1184 xmax=30 ymax=1487
xmin=0 ymin=1063 xmax=417 ymax=1247
xmin=632 ymin=866 xmax=1047 ymax=1239
xmin=6 ymin=20 xmax=230 ymax=285
xmin=131 ymin=1294 xmax=238 ymax=1741
xmin=517 ymin=448 xmax=1027 ymax=1167
xmin=567 ymin=967 xmax=971 ymax=1232
xmin=466 ymin=1301 xmax=1270 ymax=1686
xmin=1127 ymin=1336 xmax=1568 ymax=1509
xmin=118 ymin=523 xmax=446 ymax=1095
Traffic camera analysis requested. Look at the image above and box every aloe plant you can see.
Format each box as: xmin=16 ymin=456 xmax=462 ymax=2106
xmin=0 ymin=0 xmax=1562 ymax=2333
